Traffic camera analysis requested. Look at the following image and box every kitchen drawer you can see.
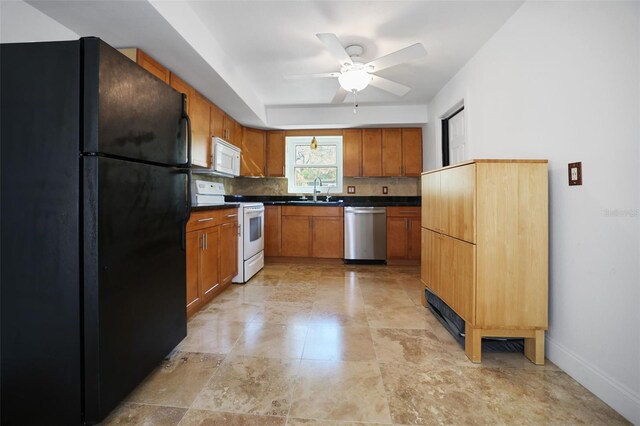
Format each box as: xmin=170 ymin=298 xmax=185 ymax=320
xmin=187 ymin=208 xmax=237 ymax=231
xmin=282 ymin=206 xmax=343 ymax=217
xmin=386 ymin=206 xmax=421 ymax=217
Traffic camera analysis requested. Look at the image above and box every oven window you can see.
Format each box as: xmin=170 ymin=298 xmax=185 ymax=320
xmin=249 ymin=216 xmax=262 ymax=242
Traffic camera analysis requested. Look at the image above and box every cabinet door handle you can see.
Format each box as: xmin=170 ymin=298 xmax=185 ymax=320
xmin=197 ymin=217 xmax=215 ymax=222
xmin=225 ymin=214 xmax=237 ymax=218
xmin=205 ymin=233 xmax=208 ymax=250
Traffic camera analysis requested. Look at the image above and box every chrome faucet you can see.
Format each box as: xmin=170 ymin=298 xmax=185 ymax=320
xmin=312 ymin=177 xmax=323 ymax=202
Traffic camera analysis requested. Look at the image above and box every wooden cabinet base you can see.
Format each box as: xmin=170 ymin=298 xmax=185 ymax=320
xmin=464 ymin=323 xmax=546 ymax=365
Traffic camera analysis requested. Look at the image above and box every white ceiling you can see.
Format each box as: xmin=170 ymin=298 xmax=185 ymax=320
xmin=26 ymin=0 xmax=524 ymax=128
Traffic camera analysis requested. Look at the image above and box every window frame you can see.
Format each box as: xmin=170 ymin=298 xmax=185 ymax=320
xmin=285 ymin=135 xmax=343 ymax=194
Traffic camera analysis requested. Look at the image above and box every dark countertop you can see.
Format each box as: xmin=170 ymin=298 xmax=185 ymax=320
xmin=191 ymin=203 xmax=240 ymax=212
xmin=224 ymin=195 xmax=420 ymax=207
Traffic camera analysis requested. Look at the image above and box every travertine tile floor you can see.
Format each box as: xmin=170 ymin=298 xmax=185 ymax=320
xmin=103 ymin=262 xmax=629 ymax=425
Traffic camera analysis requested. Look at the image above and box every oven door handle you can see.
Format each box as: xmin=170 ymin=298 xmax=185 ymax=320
xmin=245 ymin=207 xmax=265 ymax=214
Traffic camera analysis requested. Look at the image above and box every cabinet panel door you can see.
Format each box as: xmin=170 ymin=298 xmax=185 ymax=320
xmin=312 ymin=217 xmax=343 ymax=258
xmin=362 ymin=129 xmax=382 ymax=176
xmin=241 ymin=127 xmax=265 ymax=177
xmin=210 ymin=104 xmax=225 ymax=141
xmin=281 ymin=216 xmax=311 ymax=257
xmin=266 ymin=131 xmax=285 ymax=177
xmin=382 ymin=128 xmax=402 ymax=176
xmin=421 ymin=228 xmax=439 ymax=294
xmin=222 ymin=115 xmax=234 ymax=146
xmin=234 ymin=121 xmax=243 ymax=149
xmin=265 ymin=206 xmax=282 ymax=256
xmin=407 ymin=218 xmax=421 ymax=260
xmin=421 ymin=172 xmax=442 ymax=232
xmin=386 ymin=217 xmax=408 ymax=259
xmin=219 ymin=221 xmax=238 ymax=285
xmin=343 ymin=129 xmax=362 ymax=177
xmin=191 ymin=92 xmax=211 ymax=168
xmin=169 ymin=73 xmax=192 ymax=116
xmin=200 ymin=226 xmax=220 ymax=301
xmin=446 ymin=235 xmax=475 ymax=322
xmin=136 ymin=50 xmax=170 ymax=83
xmin=186 ymin=231 xmax=201 ymax=317
xmin=402 ymin=128 xmax=422 ymax=176
xmin=441 ymin=164 xmax=475 ymax=243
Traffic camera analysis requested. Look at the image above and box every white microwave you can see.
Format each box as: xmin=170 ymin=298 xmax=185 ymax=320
xmin=213 ymin=137 xmax=241 ymax=177
xmin=192 ymin=137 xmax=241 ymax=177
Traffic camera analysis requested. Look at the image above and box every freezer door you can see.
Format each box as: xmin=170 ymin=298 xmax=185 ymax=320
xmin=82 ymin=38 xmax=187 ymax=166
xmin=83 ymin=156 xmax=188 ymax=422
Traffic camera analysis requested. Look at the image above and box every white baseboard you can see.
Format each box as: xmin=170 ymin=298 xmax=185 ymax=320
xmin=546 ymin=336 xmax=640 ymax=425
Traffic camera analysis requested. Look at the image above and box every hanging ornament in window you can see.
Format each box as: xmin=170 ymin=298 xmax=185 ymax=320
xmin=310 ymin=136 xmax=318 ymax=150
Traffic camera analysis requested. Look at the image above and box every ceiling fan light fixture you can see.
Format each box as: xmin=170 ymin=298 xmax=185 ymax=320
xmin=338 ymin=69 xmax=372 ymax=92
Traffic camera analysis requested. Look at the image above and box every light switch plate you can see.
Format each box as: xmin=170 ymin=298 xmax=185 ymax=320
xmin=568 ymin=162 xmax=582 ymax=186
xmin=382 ymin=186 xmax=388 ymax=194
xmin=347 ymin=186 xmax=356 ymax=194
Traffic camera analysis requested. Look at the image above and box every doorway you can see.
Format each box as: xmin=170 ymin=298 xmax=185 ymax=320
xmin=441 ymin=106 xmax=465 ymax=167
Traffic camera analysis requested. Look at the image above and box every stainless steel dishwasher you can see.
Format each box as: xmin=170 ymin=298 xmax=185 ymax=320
xmin=344 ymin=207 xmax=387 ymax=262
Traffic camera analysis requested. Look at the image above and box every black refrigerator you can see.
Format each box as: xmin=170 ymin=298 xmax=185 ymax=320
xmin=1 ymin=38 xmax=191 ymax=425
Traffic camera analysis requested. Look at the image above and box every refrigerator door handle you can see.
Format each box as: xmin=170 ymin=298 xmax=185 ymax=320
xmin=181 ymin=94 xmax=192 ymax=168
xmin=178 ymin=168 xmax=191 ymax=252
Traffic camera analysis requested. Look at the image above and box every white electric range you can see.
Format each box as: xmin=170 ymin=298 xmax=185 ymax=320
xmin=191 ymin=181 xmax=264 ymax=283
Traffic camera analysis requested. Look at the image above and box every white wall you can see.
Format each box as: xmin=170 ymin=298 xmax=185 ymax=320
xmin=425 ymin=2 xmax=640 ymax=423
xmin=0 ymin=0 xmax=78 ymax=43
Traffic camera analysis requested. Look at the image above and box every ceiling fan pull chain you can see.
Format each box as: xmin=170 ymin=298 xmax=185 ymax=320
xmin=353 ymin=89 xmax=358 ymax=114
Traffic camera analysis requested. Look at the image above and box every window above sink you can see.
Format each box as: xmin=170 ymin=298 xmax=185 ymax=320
xmin=285 ymin=135 xmax=343 ymax=195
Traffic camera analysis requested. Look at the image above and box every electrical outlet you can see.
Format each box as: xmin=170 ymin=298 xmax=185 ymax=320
xmin=382 ymin=186 xmax=388 ymax=194
xmin=347 ymin=186 xmax=356 ymax=194
xmin=568 ymin=162 xmax=582 ymax=186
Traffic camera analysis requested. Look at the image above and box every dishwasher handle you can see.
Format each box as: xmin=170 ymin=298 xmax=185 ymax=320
xmin=344 ymin=207 xmax=387 ymax=214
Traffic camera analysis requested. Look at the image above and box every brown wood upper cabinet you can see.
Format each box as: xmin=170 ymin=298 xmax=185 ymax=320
xmin=190 ymin=91 xmax=212 ymax=168
xmin=343 ymin=129 xmax=362 ymax=177
xmin=241 ymin=128 xmax=266 ymax=177
xmin=402 ymin=128 xmax=423 ymax=176
xmin=344 ymin=128 xmax=422 ymax=177
xmin=169 ymin=73 xmax=192 ymax=114
xmin=382 ymin=128 xmax=423 ymax=177
xmin=382 ymin=129 xmax=403 ymax=176
xmin=120 ymin=48 xmax=171 ymax=84
xmin=210 ymin=103 xmax=225 ymax=142
xmin=266 ymin=131 xmax=285 ymax=177
xmin=362 ymin=129 xmax=382 ymax=176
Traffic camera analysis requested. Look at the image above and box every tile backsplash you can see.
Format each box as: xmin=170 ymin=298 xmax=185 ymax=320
xmin=195 ymin=175 xmax=420 ymax=197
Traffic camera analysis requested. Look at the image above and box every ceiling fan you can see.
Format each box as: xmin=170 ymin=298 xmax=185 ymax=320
xmin=286 ymin=33 xmax=427 ymax=104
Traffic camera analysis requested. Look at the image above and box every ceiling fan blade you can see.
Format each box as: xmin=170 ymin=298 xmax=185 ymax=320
xmin=331 ymin=87 xmax=349 ymax=104
xmin=316 ymin=33 xmax=353 ymax=67
xmin=366 ymin=43 xmax=427 ymax=72
xmin=369 ymin=76 xmax=411 ymax=97
xmin=285 ymin=72 xmax=340 ymax=80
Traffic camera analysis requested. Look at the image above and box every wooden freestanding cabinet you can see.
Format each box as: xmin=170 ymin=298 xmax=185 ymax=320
xmin=420 ymin=160 xmax=548 ymax=364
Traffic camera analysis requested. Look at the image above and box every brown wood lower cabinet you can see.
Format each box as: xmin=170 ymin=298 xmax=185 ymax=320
xmin=186 ymin=207 xmax=238 ymax=318
xmin=280 ymin=206 xmax=343 ymax=259
xmin=386 ymin=206 xmax=421 ymax=262
xmin=264 ymin=205 xmax=282 ymax=256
